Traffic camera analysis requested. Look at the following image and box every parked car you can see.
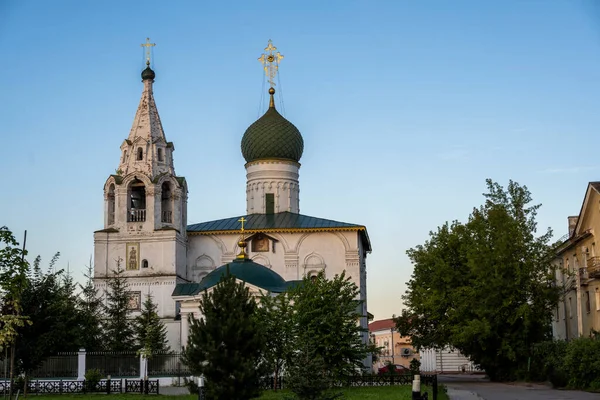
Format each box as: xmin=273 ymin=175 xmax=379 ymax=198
xmin=378 ymin=364 xmax=409 ymax=375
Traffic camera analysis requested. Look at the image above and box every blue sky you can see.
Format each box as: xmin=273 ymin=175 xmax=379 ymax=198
xmin=1 ymin=0 xmax=599 ymax=320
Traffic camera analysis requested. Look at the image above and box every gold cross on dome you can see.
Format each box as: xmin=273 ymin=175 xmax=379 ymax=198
xmin=238 ymin=217 xmax=247 ymax=232
xmin=141 ymin=37 xmax=156 ymax=65
xmin=258 ymin=39 xmax=284 ymax=87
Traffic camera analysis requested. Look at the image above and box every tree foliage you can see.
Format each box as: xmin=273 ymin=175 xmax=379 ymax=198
xmin=184 ymin=269 xmax=266 ymax=400
xmin=0 ymin=227 xmax=29 ymax=352
xmin=257 ymin=291 xmax=294 ymax=389
xmin=134 ymin=293 xmax=169 ymax=355
xmin=288 ymin=271 xmax=371 ymax=381
xmin=103 ymin=261 xmax=135 ymax=352
xmin=16 ymin=254 xmax=84 ymax=375
xmin=395 ymin=179 xmax=560 ymax=380
xmin=78 ymin=260 xmax=104 ymax=352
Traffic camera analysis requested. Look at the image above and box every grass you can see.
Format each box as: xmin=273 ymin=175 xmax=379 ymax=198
xmin=15 ymin=385 xmax=448 ymax=400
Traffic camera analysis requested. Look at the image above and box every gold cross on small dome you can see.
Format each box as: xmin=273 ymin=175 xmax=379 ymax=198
xmin=258 ymin=39 xmax=284 ymax=88
xmin=238 ymin=216 xmax=247 ymax=232
xmin=141 ymin=37 xmax=156 ymax=66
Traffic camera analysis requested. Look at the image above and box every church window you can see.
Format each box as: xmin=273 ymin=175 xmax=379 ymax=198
xmin=137 ymin=147 xmax=143 ymax=161
xmin=568 ymin=297 xmax=573 ymax=318
xmin=107 ymin=184 xmax=115 ymax=225
xmin=266 ymin=193 xmax=274 ymax=214
xmin=585 ymin=291 xmax=590 ymax=313
xmin=252 ymin=234 xmax=269 ymax=252
xmin=128 ymin=179 xmax=146 ymax=222
xmin=158 ymin=148 xmax=164 ymax=162
xmin=161 ymin=182 xmax=173 ymax=223
xmin=123 ymin=150 xmax=128 ymax=163
xmin=142 ymin=259 xmax=148 ymax=269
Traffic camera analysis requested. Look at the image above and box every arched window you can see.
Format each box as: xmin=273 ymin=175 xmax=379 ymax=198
xmin=161 ymin=182 xmax=172 ymax=223
xmin=157 ymin=148 xmax=164 ymax=162
xmin=107 ymin=184 xmax=115 ymax=225
xmin=123 ymin=150 xmax=128 ymax=163
xmin=142 ymin=259 xmax=149 ymax=269
xmin=128 ymin=178 xmax=146 ymax=222
xmin=137 ymin=147 xmax=143 ymax=161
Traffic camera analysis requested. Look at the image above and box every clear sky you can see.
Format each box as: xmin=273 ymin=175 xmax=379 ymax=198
xmin=1 ymin=0 xmax=599 ymax=320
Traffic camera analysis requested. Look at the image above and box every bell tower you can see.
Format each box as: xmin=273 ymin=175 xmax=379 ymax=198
xmin=93 ymin=39 xmax=188 ymax=349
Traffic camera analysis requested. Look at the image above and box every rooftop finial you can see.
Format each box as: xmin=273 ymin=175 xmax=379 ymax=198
xmin=258 ymin=39 xmax=284 ymax=89
xmin=236 ymin=216 xmax=248 ymax=260
xmin=141 ymin=37 xmax=156 ymax=66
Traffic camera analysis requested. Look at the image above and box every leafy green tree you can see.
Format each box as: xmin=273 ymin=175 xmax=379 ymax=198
xmin=285 ymin=338 xmax=341 ymax=400
xmin=103 ymin=261 xmax=135 ymax=351
xmin=257 ymin=291 xmax=294 ymax=389
xmin=134 ymin=293 xmax=169 ymax=354
xmin=0 ymin=227 xmax=29 ymax=352
xmin=395 ymin=179 xmax=560 ymax=380
xmin=183 ymin=269 xmax=266 ymax=400
xmin=78 ymin=260 xmax=104 ymax=351
xmin=288 ymin=271 xmax=371 ymax=381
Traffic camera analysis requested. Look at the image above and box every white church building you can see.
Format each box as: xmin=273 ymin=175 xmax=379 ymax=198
xmin=93 ymin=44 xmax=372 ymax=350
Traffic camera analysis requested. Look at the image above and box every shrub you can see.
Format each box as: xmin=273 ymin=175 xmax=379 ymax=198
xmin=531 ymin=340 xmax=568 ymax=387
xmin=183 ymin=377 xmax=198 ymax=395
xmin=84 ymin=368 xmax=103 ymax=392
xmin=563 ymin=336 xmax=600 ymax=390
xmin=410 ymin=359 xmax=421 ymax=377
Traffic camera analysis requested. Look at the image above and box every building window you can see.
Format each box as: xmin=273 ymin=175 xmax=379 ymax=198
xmin=596 ymin=288 xmax=600 ymax=312
xmin=123 ymin=150 xmax=128 ymax=163
xmin=142 ymin=259 xmax=148 ymax=269
xmin=137 ymin=147 xmax=143 ymax=161
xmin=128 ymin=179 xmax=146 ymax=222
xmin=568 ymin=297 xmax=573 ymax=319
xmin=161 ymin=182 xmax=172 ymax=223
xmin=265 ymin=193 xmax=274 ymax=214
xmin=107 ymin=184 xmax=115 ymax=225
xmin=158 ymin=148 xmax=164 ymax=162
xmin=585 ymin=291 xmax=590 ymax=313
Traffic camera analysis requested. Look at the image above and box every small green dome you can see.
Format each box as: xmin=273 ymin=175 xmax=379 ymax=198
xmin=199 ymin=258 xmax=289 ymax=292
xmin=141 ymin=66 xmax=155 ymax=81
xmin=241 ymin=93 xmax=304 ymax=163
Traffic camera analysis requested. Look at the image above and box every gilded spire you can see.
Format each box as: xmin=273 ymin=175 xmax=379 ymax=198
xmin=258 ymin=39 xmax=284 ymax=88
xmin=236 ymin=217 xmax=248 ymax=260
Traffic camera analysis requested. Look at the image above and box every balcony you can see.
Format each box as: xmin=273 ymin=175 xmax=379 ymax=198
xmin=161 ymin=210 xmax=172 ymax=223
xmin=128 ymin=208 xmax=146 ymax=222
xmin=586 ymin=257 xmax=600 ymax=278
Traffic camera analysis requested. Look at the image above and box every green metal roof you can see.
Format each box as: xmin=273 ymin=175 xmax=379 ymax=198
xmin=187 ymin=212 xmax=371 ymax=251
xmin=240 ymin=106 xmax=304 ymax=163
xmin=172 ymin=258 xmax=302 ymax=296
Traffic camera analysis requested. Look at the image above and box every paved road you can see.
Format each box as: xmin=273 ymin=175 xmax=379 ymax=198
xmin=440 ymin=375 xmax=600 ymax=400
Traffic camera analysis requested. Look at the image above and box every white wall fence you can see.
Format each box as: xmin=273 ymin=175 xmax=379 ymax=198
xmin=419 ymin=348 xmax=481 ymax=374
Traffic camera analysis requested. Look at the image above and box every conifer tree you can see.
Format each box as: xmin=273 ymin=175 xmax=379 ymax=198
xmin=103 ymin=261 xmax=135 ymax=351
xmin=78 ymin=260 xmax=104 ymax=351
xmin=184 ymin=269 xmax=266 ymax=400
xmin=134 ymin=293 xmax=169 ymax=354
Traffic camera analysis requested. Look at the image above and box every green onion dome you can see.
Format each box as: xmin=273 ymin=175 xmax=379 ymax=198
xmin=241 ymin=88 xmax=304 ymax=163
xmin=141 ymin=66 xmax=155 ymax=81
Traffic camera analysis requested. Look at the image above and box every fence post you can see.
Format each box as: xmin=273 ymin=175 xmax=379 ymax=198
xmin=77 ymin=348 xmax=86 ymax=381
xmin=432 ymin=374 xmax=438 ymax=400
xmin=139 ymin=353 xmax=147 ymax=380
xmin=198 ymin=376 xmax=205 ymax=400
xmin=412 ymin=374 xmax=421 ymax=400
xmin=107 ymin=376 xmax=111 ymax=395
